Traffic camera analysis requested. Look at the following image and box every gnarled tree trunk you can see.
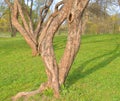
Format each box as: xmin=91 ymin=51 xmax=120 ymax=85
xmin=5 ymin=0 xmax=89 ymax=100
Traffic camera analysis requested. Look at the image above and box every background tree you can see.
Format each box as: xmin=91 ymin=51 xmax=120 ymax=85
xmin=0 ymin=0 xmax=17 ymax=37
xmin=82 ymin=0 xmax=120 ymax=34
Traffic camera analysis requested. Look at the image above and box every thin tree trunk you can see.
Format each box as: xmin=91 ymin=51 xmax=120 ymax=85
xmin=59 ymin=0 xmax=89 ymax=85
xmin=30 ymin=0 xmax=33 ymax=19
xmin=9 ymin=9 xmax=17 ymax=37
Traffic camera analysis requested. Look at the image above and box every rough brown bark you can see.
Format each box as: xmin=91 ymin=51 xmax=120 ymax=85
xmin=38 ymin=0 xmax=73 ymax=97
xmin=59 ymin=0 xmax=90 ymax=85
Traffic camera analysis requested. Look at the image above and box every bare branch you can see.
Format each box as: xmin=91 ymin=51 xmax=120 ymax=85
xmin=29 ymin=0 xmax=33 ymax=19
xmin=34 ymin=6 xmax=48 ymax=35
xmin=16 ymin=0 xmax=36 ymax=44
xmin=46 ymin=0 xmax=53 ymax=6
xmin=55 ymin=1 xmax=64 ymax=12
xmin=4 ymin=0 xmax=13 ymax=10
xmin=38 ymin=0 xmax=70 ymax=48
xmin=13 ymin=0 xmax=18 ymax=19
xmin=22 ymin=5 xmax=34 ymax=36
xmin=0 ymin=11 xmax=7 ymax=19
xmin=16 ymin=0 xmax=30 ymax=34
xmin=34 ymin=0 xmax=54 ymax=37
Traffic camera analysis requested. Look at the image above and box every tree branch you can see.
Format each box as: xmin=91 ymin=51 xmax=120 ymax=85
xmin=22 ymin=4 xmax=34 ymax=36
xmin=55 ymin=1 xmax=64 ymax=12
xmin=16 ymin=0 xmax=36 ymax=44
xmin=4 ymin=0 xmax=13 ymax=10
xmin=34 ymin=0 xmax=54 ymax=37
xmin=34 ymin=6 xmax=48 ymax=36
xmin=5 ymin=0 xmax=37 ymax=55
xmin=38 ymin=0 xmax=72 ymax=51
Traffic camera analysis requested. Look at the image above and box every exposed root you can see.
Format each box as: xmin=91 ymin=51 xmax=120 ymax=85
xmin=12 ymin=82 xmax=49 ymax=101
xmin=53 ymin=91 xmax=60 ymax=98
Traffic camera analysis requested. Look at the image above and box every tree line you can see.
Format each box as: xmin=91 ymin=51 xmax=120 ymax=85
xmin=0 ymin=0 xmax=120 ymax=37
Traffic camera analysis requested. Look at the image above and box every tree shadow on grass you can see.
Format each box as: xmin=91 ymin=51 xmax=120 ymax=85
xmin=82 ymin=37 xmax=119 ymax=45
xmin=67 ymin=45 xmax=120 ymax=87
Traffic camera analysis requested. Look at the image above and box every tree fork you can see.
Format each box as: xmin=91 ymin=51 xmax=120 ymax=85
xmin=4 ymin=0 xmax=90 ymax=100
xmin=9 ymin=0 xmax=73 ymax=100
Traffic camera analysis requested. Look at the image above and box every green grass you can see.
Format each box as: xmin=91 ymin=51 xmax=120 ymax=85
xmin=0 ymin=34 xmax=120 ymax=101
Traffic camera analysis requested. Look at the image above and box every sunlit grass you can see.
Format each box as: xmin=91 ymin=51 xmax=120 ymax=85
xmin=0 ymin=34 xmax=120 ymax=101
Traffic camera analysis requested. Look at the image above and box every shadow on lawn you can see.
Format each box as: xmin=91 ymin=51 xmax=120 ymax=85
xmin=67 ymin=45 xmax=120 ymax=87
xmin=82 ymin=37 xmax=119 ymax=45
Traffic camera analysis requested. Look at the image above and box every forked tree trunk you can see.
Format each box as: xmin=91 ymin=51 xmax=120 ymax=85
xmin=5 ymin=0 xmax=89 ymax=100
xmin=39 ymin=0 xmax=89 ymax=97
xmin=38 ymin=0 xmax=74 ymax=97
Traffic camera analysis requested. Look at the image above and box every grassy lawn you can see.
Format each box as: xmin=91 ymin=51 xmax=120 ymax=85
xmin=0 ymin=34 xmax=120 ymax=101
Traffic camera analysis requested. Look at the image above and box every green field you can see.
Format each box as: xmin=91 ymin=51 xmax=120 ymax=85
xmin=0 ymin=34 xmax=120 ymax=101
